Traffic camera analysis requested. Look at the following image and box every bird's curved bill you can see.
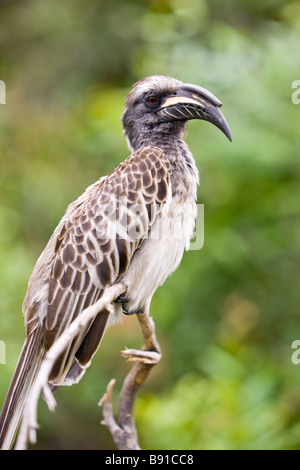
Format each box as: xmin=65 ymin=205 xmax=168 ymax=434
xmin=157 ymin=83 xmax=232 ymax=142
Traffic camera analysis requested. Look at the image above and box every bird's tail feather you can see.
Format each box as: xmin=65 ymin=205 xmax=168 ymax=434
xmin=0 ymin=328 xmax=43 ymax=450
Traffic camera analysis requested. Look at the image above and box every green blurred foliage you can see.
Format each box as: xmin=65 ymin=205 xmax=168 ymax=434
xmin=0 ymin=0 xmax=300 ymax=450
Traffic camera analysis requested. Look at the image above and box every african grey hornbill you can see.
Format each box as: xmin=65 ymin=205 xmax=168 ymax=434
xmin=0 ymin=75 xmax=231 ymax=449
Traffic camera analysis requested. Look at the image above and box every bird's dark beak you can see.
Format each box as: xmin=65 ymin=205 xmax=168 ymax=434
xmin=157 ymin=83 xmax=232 ymax=142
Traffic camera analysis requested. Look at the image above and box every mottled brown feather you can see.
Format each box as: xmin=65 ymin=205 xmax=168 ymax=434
xmin=32 ymin=146 xmax=172 ymax=384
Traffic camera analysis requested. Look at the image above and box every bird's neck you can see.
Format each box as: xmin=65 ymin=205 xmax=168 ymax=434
xmin=127 ymin=126 xmax=199 ymax=183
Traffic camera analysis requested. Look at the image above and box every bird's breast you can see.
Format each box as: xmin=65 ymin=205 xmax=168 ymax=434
xmin=121 ymin=188 xmax=197 ymax=314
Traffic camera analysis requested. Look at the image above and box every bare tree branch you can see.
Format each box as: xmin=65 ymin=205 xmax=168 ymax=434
xmin=15 ymin=282 xmax=126 ymax=450
xmin=14 ymin=282 xmax=161 ymax=451
xmin=99 ymin=312 xmax=162 ymax=450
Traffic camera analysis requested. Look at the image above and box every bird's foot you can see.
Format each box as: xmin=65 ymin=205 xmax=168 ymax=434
xmin=121 ymin=347 xmax=162 ymax=364
xmin=115 ymin=293 xmax=128 ymax=304
xmin=122 ymin=305 xmax=145 ymax=316
xmin=115 ymin=294 xmax=144 ymax=315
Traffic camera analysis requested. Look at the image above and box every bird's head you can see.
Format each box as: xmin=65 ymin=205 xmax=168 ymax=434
xmin=121 ymin=75 xmax=232 ymax=152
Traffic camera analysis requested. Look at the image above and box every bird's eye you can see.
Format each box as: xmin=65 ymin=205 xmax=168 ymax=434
xmin=146 ymin=95 xmax=159 ymax=105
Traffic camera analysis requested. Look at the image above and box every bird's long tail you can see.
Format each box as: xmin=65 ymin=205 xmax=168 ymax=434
xmin=0 ymin=328 xmax=43 ymax=450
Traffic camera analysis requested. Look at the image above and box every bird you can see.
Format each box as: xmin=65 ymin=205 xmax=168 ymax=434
xmin=0 ymin=75 xmax=231 ymax=449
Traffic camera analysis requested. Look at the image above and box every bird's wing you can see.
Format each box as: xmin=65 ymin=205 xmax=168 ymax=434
xmin=25 ymin=146 xmax=171 ymax=385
